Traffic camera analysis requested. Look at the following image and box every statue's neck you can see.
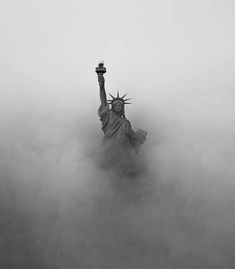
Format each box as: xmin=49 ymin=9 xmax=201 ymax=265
xmin=113 ymin=111 xmax=122 ymax=118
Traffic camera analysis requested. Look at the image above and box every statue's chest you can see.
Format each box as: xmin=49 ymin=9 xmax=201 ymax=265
xmin=108 ymin=114 xmax=127 ymax=129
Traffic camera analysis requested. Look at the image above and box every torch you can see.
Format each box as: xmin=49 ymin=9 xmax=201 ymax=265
xmin=95 ymin=61 xmax=106 ymax=75
xmin=96 ymin=61 xmax=106 ymax=87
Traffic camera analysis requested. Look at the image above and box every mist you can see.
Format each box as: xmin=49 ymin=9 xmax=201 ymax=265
xmin=1 ymin=0 xmax=235 ymax=268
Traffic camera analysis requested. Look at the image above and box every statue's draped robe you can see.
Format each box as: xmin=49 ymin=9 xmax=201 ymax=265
xmin=98 ymin=104 xmax=145 ymax=174
xmin=98 ymin=104 xmax=136 ymax=144
xmin=98 ymin=104 xmax=139 ymax=153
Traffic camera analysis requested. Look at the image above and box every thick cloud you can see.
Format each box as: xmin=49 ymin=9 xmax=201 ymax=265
xmin=1 ymin=0 xmax=235 ymax=268
xmin=1 ymin=84 xmax=235 ymax=268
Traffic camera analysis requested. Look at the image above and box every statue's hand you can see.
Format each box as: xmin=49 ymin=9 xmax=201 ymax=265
xmin=98 ymin=74 xmax=105 ymax=87
xmin=135 ymin=129 xmax=147 ymax=145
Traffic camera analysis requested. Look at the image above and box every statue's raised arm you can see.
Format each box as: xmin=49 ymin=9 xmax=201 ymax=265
xmin=96 ymin=62 xmax=107 ymax=109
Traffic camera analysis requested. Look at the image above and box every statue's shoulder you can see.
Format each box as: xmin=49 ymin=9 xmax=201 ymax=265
xmin=98 ymin=103 xmax=110 ymax=119
xmin=122 ymin=117 xmax=131 ymax=127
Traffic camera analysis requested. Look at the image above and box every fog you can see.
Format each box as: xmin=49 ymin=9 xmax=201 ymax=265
xmin=1 ymin=0 xmax=235 ymax=268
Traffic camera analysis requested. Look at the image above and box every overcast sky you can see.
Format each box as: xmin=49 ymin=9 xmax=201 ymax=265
xmin=1 ymin=0 xmax=235 ymax=165
xmin=1 ymin=0 xmax=234 ymax=114
xmin=1 ymin=1 xmax=235 ymax=268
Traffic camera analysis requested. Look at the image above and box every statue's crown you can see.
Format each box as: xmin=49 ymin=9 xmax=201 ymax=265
xmin=107 ymin=91 xmax=132 ymax=105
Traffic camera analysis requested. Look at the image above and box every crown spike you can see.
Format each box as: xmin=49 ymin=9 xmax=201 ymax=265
xmin=108 ymin=91 xmax=132 ymax=105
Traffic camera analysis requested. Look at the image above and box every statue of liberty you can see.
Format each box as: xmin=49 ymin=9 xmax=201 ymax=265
xmin=96 ymin=62 xmax=147 ymax=170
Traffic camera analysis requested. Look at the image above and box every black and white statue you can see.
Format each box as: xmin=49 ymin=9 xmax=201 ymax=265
xmin=96 ymin=62 xmax=147 ymax=159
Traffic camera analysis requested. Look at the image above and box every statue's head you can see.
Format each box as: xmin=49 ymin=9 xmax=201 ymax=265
xmin=108 ymin=91 xmax=131 ymax=117
xmin=112 ymin=100 xmax=124 ymax=114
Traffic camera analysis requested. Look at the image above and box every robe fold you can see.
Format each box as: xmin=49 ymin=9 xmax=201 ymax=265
xmin=98 ymin=104 xmax=137 ymax=151
xmin=98 ymin=103 xmax=147 ymax=175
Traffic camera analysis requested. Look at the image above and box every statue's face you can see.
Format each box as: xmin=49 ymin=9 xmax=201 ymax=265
xmin=112 ymin=102 xmax=124 ymax=113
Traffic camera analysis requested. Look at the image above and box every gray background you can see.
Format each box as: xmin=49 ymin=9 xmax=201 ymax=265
xmin=0 ymin=0 xmax=235 ymax=268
